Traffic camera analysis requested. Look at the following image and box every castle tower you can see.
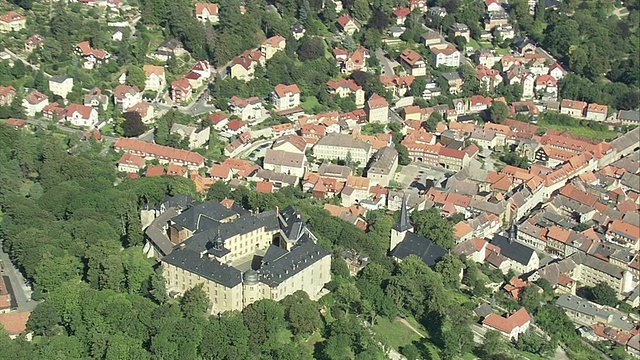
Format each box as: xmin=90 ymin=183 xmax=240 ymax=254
xmin=390 ymin=196 xmax=414 ymax=251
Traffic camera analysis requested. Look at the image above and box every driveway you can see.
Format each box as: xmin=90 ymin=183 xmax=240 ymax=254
xmin=0 ymin=240 xmax=37 ymax=312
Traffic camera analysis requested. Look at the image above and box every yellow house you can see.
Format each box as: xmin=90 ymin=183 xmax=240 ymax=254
xmin=0 ymin=11 xmax=26 ymax=33
xmin=261 ymin=35 xmax=286 ymax=61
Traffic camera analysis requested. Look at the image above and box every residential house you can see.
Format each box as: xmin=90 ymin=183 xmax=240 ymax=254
xmin=0 ymin=86 xmax=15 ymax=107
xmin=399 ymin=48 xmax=427 ymax=76
xmin=272 ymin=134 xmax=307 ymax=154
xmin=171 ymin=79 xmax=193 ymax=103
xmin=392 ymin=7 xmax=411 ymax=25
xmin=365 ymin=94 xmax=389 ymax=123
xmin=380 ymin=75 xmax=415 ymax=98
xmin=271 ymin=123 xmax=295 ymax=138
xmin=271 ymin=84 xmax=301 ymax=111
xmin=191 ymin=60 xmax=211 ymax=80
xmin=0 ymin=312 xmax=31 ymax=340
xmin=195 ymin=2 xmax=219 ymax=23
xmin=75 ymin=41 xmax=110 ymax=69
xmin=513 ymin=38 xmax=536 ymax=56
xmin=494 ymin=24 xmax=516 ymax=39
xmin=22 ymin=90 xmax=49 ymax=116
xmin=114 ymin=138 xmax=206 ymax=170
xmin=210 ymin=163 xmax=232 ymax=181
xmin=336 ymin=14 xmax=359 ymax=35
xmin=229 ymin=50 xmax=263 ymax=81
xmin=422 ymin=30 xmax=443 ymax=46
xmin=485 ymin=0 xmax=504 ymax=13
xmin=617 ymin=110 xmax=639 ymax=126
xmin=83 ymin=88 xmax=109 ymax=111
xmin=455 ymin=237 xmax=488 ymax=263
xmin=49 ymin=75 xmax=74 ymax=99
xmin=430 ymin=45 xmax=461 ymax=68
xmin=586 ymin=103 xmax=608 ymax=122
xmin=439 ymin=147 xmax=470 ymax=171
xmin=170 ymin=123 xmax=210 ymax=149
xmin=0 ymin=11 xmax=26 ymax=33
xmin=207 ymin=113 xmax=229 ymax=131
xmin=476 ymin=65 xmax=503 ymax=90
xmin=326 ymin=78 xmax=365 ymax=106
xmin=549 ymin=63 xmax=566 ymax=80
xmin=313 ymin=133 xmax=373 ymax=167
xmin=154 ymin=39 xmax=185 ymax=62
xmin=427 ymin=6 xmax=448 ymax=19
xmin=535 ymin=74 xmax=558 ymax=96
xmin=117 ymin=153 xmax=146 ymax=173
xmin=263 ymin=149 xmax=306 ymax=178
xmin=335 ymin=46 xmax=370 ymax=74
xmin=65 ymin=104 xmax=98 ymax=127
xmin=261 ymin=35 xmax=286 ymax=61
xmin=474 ymin=48 xmax=501 ymax=68
xmin=42 ymin=102 xmax=65 ymax=121
xmin=111 ymin=28 xmax=124 ymax=41
xmin=607 ymin=219 xmax=639 ymax=250
xmin=556 ymin=294 xmax=635 ymax=332
xmin=341 ymin=176 xmax=371 ymax=206
xmin=484 ymin=10 xmax=509 ymax=31
xmin=560 ymin=99 xmax=587 ymax=117
xmin=24 ymin=34 xmax=44 ymax=53
xmin=482 ymin=308 xmax=531 ymax=340
xmin=113 ymin=84 xmax=141 ymax=110
xmin=291 ymin=23 xmax=305 ymax=40
xmin=442 ymin=71 xmax=464 ymax=94
xmin=143 ymin=65 xmax=166 ymax=91
xmin=184 ymin=71 xmax=204 ymax=89
xmin=487 ymin=227 xmax=540 ymax=274
xmin=409 ymin=0 xmax=427 ymax=12
xmin=449 ymin=23 xmax=470 ymax=41
xmin=228 ymin=96 xmax=264 ymax=122
xmin=126 ymin=102 xmax=154 ymax=124
xmin=225 ymin=119 xmax=249 ymax=136
xmin=366 ymin=147 xmax=398 ymax=187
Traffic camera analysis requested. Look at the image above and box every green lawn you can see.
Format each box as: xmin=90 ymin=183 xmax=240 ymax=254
xmin=372 ymin=317 xmax=422 ymax=350
xmin=303 ymin=331 xmax=324 ymax=354
xmin=466 ymin=39 xmax=480 ymax=50
xmin=300 ymin=96 xmax=320 ymax=112
xmin=538 ymin=119 xmax=618 ymax=141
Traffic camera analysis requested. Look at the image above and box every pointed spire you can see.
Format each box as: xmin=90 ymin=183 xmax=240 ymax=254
xmin=393 ymin=195 xmax=413 ymax=232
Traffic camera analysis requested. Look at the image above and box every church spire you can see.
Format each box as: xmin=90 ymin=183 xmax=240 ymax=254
xmin=393 ymin=195 xmax=413 ymax=232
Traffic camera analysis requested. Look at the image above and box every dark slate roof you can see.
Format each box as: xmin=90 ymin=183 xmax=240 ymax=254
xmin=163 ymin=247 xmax=242 ymax=288
xmin=391 ymin=231 xmax=447 ymax=267
xmin=393 ymin=196 xmax=413 ymax=232
xmin=162 ymin=194 xmax=195 ymax=210
xmin=262 ymin=244 xmax=289 ymax=265
xmin=181 ymin=210 xmax=280 ymax=250
xmin=488 ymin=234 xmax=534 ymax=266
xmin=144 ymin=207 xmax=180 ymax=256
xmin=171 ymin=200 xmax=240 ymax=231
xmin=259 ymin=241 xmax=331 ymax=286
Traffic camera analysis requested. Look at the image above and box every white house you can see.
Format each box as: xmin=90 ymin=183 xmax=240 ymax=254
xmin=228 ymin=96 xmax=265 ymax=122
xmin=113 ymin=84 xmax=142 ymax=110
xmin=143 ymin=65 xmax=166 ymax=92
xmin=482 ymin=308 xmax=531 ymax=340
xmin=263 ymin=149 xmax=307 ymax=178
xmin=49 ymin=75 xmax=74 ymax=99
xmin=65 ymin=104 xmax=98 ymax=127
xmin=195 ymin=2 xmax=219 ymax=23
xmin=22 ymin=90 xmax=49 ymax=117
xmin=271 ymin=84 xmax=301 ymax=111
xmin=170 ymin=123 xmax=211 ymax=149
xmin=430 ymin=45 xmax=461 ymax=68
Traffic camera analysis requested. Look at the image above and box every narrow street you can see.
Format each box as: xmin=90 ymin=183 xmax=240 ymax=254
xmin=0 ymin=240 xmax=37 ymax=312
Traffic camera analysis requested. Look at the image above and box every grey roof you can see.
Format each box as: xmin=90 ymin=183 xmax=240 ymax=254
xmin=171 ymin=200 xmax=240 ymax=232
xmin=610 ymin=127 xmax=640 ymax=152
xmin=391 ymin=231 xmax=447 ymax=267
xmin=469 ymin=199 xmax=506 ymax=216
xmin=556 ymin=294 xmax=634 ymax=332
xmin=159 ymin=38 xmax=181 ymax=50
xmin=162 ymin=194 xmax=196 ymax=210
xmin=618 ymin=110 xmax=639 ymax=122
xmin=291 ymin=22 xmax=305 ymax=32
xmin=531 ymin=258 xmax=576 ymax=286
xmin=259 ymin=241 xmax=331 ymax=286
xmin=315 ymin=133 xmax=372 ymax=152
xmin=570 ymin=252 xmax=625 ymax=280
xmin=50 ymin=75 xmax=71 ymax=83
xmin=444 ymin=177 xmax=479 ymax=196
xmin=254 ymin=169 xmax=298 ymax=185
xmin=393 ymin=196 xmax=413 ymax=232
xmin=170 ymin=123 xmax=198 ymax=137
xmin=262 ymin=244 xmax=288 ymax=265
xmin=474 ymin=303 xmax=493 ymax=318
xmin=441 ymin=71 xmax=463 ymax=81
xmin=488 ymin=233 xmax=535 ymax=266
xmin=263 ymin=149 xmax=305 ymax=168
xmin=145 ymin=207 xmax=180 ymax=256
xmin=163 ymin=247 xmax=243 ymax=288
xmin=366 ymin=146 xmax=398 ymax=175
xmin=620 ymin=172 xmax=640 ymax=192
xmin=318 ymin=163 xmax=352 ymax=179
xmin=611 ymin=153 xmax=640 ymax=173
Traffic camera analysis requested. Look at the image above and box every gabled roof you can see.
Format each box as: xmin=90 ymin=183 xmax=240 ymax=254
xmin=0 ymin=11 xmax=25 ymax=23
xmin=143 ymin=64 xmax=165 ymax=77
xmin=392 ymin=7 xmax=411 ymax=18
xmin=482 ymin=308 xmax=531 ymax=334
xmin=66 ymin=103 xmax=94 ymax=119
xmin=195 ymin=2 xmax=218 ymax=16
xmin=336 ymin=14 xmax=353 ymax=29
xmin=391 ymin=231 xmax=447 ymax=267
xmin=274 ymin=83 xmax=301 ymax=97
xmin=262 ymin=35 xmax=286 ymax=47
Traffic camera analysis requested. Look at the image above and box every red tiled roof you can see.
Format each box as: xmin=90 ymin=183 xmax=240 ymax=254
xmin=0 ymin=312 xmax=30 ymax=336
xmin=392 ymin=7 xmax=411 ymax=17
xmin=226 ymin=119 xmax=247 ymax=131
xmin=274 ymin=83 xmax=300 ymax=97
xmin=336 ymin=14 xmax=352 ymax=29
xmin=482 ymin=308 xmax=531 ymax=334
xmin=117 ymin=152 xmax=145 ymax=168
xmin=439 ymin=147 xmax=466 ymax=159
xmin=166 ymin=163 xmax=187 ymax=177
xmin=431 ymin=45 xmax=458 ymax=55
xmin=195 ymin=2 xmax=218 ymax=16
xmin=66 ymin=103 xmax=94 ymax=120
xmin=367 ymin=93 xmax=388 ymax=109
xmin=113 ymin=138 xmax=205 ymax=166
xmin=210 ymin=163 xmax=231 ymax=179
xmin=0 ymin=11 xmax=25 ymax=24
xmin=263 ymin=35 xmax=286 ymax=47
xmin=145 ymin=166 xmax=165 ymax=177
xmin=256 ymin=181 xmax=273 ymax=193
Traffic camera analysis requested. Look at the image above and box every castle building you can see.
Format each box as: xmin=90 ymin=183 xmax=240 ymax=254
xmin=159 ymin=200 xmax=331 ymax=313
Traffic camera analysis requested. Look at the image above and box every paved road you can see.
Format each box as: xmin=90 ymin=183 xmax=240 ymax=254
xmin=376 ymin=48 xmax=398 ymax=76
xmin=0 ymin=240 xmax=37 ymax=312
xmin=153 ymin=90 xmax=216 ymax=116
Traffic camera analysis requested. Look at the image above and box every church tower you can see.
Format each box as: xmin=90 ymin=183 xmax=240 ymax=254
xmin=390 ymin=196 xmax=414 ymax=251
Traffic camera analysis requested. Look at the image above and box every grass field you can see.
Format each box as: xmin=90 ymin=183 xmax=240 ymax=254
xmin=538 ymin=119 xmax=619 ymax=141
xmin=300 ymin=96 xmax=321 ymax=112
xmin=372 ymin=317 xmax=422 ymax=350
